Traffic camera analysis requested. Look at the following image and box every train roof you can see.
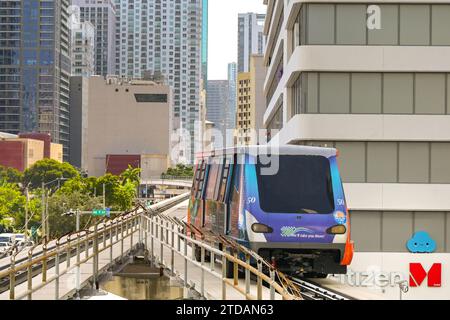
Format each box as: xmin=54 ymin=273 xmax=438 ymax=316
xmin=196 ymin=145 xmax=338 ymax=159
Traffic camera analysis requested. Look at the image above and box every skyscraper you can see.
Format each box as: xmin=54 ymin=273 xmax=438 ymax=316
xmin=235 ymin=55 xmax=264 ymax=146
xmin=68 ymin=6 xmax=95 ymax=77
xmin=0 ymin=0 xmax=71 ymax=159
xmin=227 ymin=62 xmax=237 ymax=131
xmin=206 ymin=80 xmax=228 ymax=141
xmin=237 ymin=13 xmax=266 ymax=73
xmin=201 ymin=0 xmax=208 ymax=90
xmin=114 ymin=0 xmax=205 ymax=163
xmin=72 ymin=0 xmax=116 ymax=77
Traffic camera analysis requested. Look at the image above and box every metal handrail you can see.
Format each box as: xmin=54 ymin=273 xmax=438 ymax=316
xmin=141 ymin=212 xmax=299 ymax=300
xmin=0 ymin=192 xmax=299 ymax=300
xmin=0 ymin=193 xmax=190 ymax=300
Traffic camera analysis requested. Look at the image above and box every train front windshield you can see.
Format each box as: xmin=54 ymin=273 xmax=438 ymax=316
xmin=256 ymin=155 xmax=335 ymax=214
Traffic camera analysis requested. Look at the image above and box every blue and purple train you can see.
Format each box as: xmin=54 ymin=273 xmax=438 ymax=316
xmin=188 ymin=145 xmax=354 ymax=277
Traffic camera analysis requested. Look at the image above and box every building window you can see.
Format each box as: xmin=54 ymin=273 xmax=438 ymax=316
xmin=292 ymin=4 xmax=450 ymax=47
xmin=134 ymin=94 xmax=168 ymax=103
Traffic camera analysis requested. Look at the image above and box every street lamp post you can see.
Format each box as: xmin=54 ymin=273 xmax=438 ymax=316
xmin=24 ymin=185 xmax=29 ymax=242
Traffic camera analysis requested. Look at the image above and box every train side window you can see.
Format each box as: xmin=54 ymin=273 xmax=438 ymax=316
xmin=191 ymin=161 xmax=201 ymax=194
xmin=194 ymin=160 xmax=207 ymax=199
xmin=213 ymin=157 xmax=224 ymax=201
xmin=205 ymin=162 xmax=219 ymax=200
xmin=218 ymin=156 xmax=232 ymax=202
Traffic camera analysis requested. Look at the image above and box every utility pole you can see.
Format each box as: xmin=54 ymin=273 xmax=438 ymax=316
xmin=45 ymin=189 xmax=50 ymax=239
xmin=41 ymin=181 xmax=45 ymax=240
xmin=24 ymin=186 xmax=29 ymax=241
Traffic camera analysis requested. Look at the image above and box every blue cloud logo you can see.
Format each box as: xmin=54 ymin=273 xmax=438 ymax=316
xmin=407 ymin=231 xmax=436 ymax=253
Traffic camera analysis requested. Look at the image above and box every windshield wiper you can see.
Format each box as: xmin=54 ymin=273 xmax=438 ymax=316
xmin=298 ymin=208 xmax=318 ymax=214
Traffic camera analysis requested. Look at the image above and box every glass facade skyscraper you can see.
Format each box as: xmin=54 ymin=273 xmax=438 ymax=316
xmin=0 ymin=0 xmax=71 ymax=159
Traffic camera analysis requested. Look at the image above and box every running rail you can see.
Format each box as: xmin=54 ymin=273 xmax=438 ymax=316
xmin=289 ymin=277 xmax=351 ymax=300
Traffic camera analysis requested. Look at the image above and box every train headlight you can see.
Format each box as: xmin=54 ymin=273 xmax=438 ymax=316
xmin=327 ymin=225 xmax=347 ymax=234
xmin=251 ymin=223 xmax=273 ymax=234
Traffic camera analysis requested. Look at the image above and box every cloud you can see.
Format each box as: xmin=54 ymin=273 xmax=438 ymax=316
xmin=407 ymin=231 xmax=436 ymax=253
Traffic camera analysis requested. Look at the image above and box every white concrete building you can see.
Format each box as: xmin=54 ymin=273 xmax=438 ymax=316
xmin=72 ymin=0 xmax=116 ymax=77
xmin=238 ymin=13 xmax=266 ymax=73
xmin=227 ymin=62 xmax=238 ymax=130
xmin=114 ymin=0 xmax=206 ymax=163
xmin=69 ymin=6 xmax=95 ymax=77
xmin=263 ymin=0 xmax=450 ymax=299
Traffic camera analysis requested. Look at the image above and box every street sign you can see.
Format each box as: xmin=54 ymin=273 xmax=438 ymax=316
xmin=92 ymin=208 xmax=111 ymax=217
xmin=31 ymin=226 xmax=38 ymax=238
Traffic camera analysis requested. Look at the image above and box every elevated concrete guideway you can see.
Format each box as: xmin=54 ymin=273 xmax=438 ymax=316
xmin=141 ymin=178 xmax=193 ymax=188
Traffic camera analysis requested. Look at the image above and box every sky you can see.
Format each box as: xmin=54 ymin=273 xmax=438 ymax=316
xmin=208 ymin=0 xmax=267 ymax=80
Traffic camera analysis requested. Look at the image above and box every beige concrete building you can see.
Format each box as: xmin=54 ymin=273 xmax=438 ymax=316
xmin=69 ymin=76 xmax=172 ymax=179
xmin=235 ymin=54 xmax=266 ymax=145
xmin=0 ymin=132 xmax=63 ymax=171
xmin=236 ymin=72 xmax=251 ymax=145
xmin=0 ymin=137 xmax=44 ymax=170
xmin=50 ymin=143 xmax=63 ymax=163
xmin=262 ymin=0 xmax=450 ymax=299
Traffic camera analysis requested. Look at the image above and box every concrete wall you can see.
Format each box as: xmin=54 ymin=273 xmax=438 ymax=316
xmin=69 ymin=76 xmax=89 ymax=169
xmin=50 ymin=143 xmax=63 ymax=163
xmin=24 ymin=139 xmax=44 ymax=168
xmin=140 ymin=154 xmax=170 ymax=180
xmin=70 ymin=76 xmax=171 ymax=177
xmin=0 ymin=140 xmax=25 ymax=171
xmin=0 ymin=138 xmax=44 ymax=171
xmin=250 ymin=54 xmax=266 ymax=133
xmin=18 ymin=133 xmax=51 ymax=158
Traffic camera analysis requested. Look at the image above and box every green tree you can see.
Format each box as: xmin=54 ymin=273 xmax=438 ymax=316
xmin=163 ymin=164 xmax=194 ymax=178
xmin=47 ymin=191 xmax=103 ymax=238
xmin=0 ymin=183 xmax=25 ymax=232
xmin=23 ymin=159 xmax=79 ymax=189
xmin=0 ymin=166 xmax=23 ymax=185
xmin=95 ymin=174 xmax=120 ymax=207
xmin=57 ymin=176 xmax=91 ymax=196
xmin=112 ymin=180 xmax=138 ymax=211
xmin=11 ymin=196 xmax=42 ymax=233
xmin=85 ymin=176 xmax=98 ymax=196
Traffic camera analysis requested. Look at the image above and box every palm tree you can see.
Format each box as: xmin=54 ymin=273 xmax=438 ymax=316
xmin=120 ymin=165 xmax=141 ymax=185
